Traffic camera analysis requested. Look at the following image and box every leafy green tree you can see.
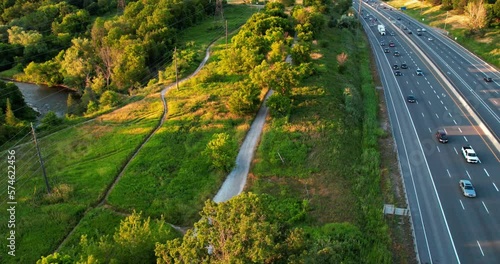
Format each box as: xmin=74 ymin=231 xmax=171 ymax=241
xmin=291 ymin=41 xmax=312 ymax=65
xmin=111 ymin=40 xmax=148 ymax=92
xmin=228 ymin=80 xmax=261 ymax=115
xmin=466 ymin=0 xmax=488 ymax=32
xmin=99 ymin=90 xmax=119 ymax=108
xmin=59 ymin=38 xmax=94 ymax=90
xmin=202 ymin=133 xmax=237 ymax=172
xmin=52 ymin=9 xmax=91 ymax=36
xmin=5 ymin=98 xmax=17 ymax=126
xmin=266 ymin=92 xmax=291 ymax=117
xmin=40 ymin=111 xmax=62 ymax=128
xmin=156 ymin=192 xmax=309 ymax=263
xmin=52 ymin=211 xmax=178 ymax=263
xmin=37 ymin=252 xmax=74 ymax=264
xmin=24 ymin=60 xmax=63 ymax=86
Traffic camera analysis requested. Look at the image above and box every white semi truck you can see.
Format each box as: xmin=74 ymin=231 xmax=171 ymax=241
xmin=378 ymin=24 xmax=386 ymax=35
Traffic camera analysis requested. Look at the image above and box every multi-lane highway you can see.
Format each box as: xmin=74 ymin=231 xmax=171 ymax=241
xmin=357 ymin=1 xmax=500 ymax=263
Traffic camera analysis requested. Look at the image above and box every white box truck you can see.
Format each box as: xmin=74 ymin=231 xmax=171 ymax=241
xmin=378 ymin=25 xmax=386 ymax=35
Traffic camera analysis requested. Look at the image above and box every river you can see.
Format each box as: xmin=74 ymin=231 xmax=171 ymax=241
xmin=12 ymin=81 xmax=74 ymax=118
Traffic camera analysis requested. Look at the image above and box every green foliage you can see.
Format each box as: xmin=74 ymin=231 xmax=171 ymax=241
xmin=155 ymin=192 xmax=309 ymax=263
xmin=40 ymin=111 xmax=63 ymax=128
xmin=24 ymin=60 xmax=63 ymax=86
xmin=203 ymin=132 xmax=237 ymax=172
xmin=99 ymin=90 xmax=119 ymax=108
xmin=266 ymin=92 xmax=291 ymax=117
xmin=67 ymin=211 xmax=178 ymax=263
xmin=228 ymin=80 xmax=261 ymax=115
xmin=37 ymin=252 xmax=74 ymax=264
xmin=4 ymin=98 xmax=17 ymax=126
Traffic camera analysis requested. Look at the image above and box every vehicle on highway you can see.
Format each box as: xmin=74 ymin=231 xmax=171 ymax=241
xmin=408 ymin=30 xmax=412 ymax=34
xmin=392 ymin=64 xmax=399 ymax=70
xmin=390 ymin=31 xmax=395 ymax=36
xmin=416 ymin=68 xmax=423 ymax=76
xmin=417 ymin=32 xmax=422 ymax=36
xmin=421 ymin=28 xmax=426 ymax=32
xmin=417 ymin=28 xmax=421 ymax=32
xmin=389 ymin=41 xmax=395 ymax=47
xmin=380 ymin=41 xmax=385 ymax=46
xmin=484 ymin=76 xmax=492 ymax=82
xmin=401 ymin=63 xmax=408 ymax=69
xmin=378 ymin=24 xmax=386 ymax=35
xmin=428 ymin=37 xmax=433 ymax=41
xmin=397 ymin=17 xmax=401 ymax=20
xmin=461 ymin=146 xmax=479 ymax=163
xmin=394 ymin=51 xmax=400 ymax=56
xmin=459 ymin=180 xmax=477 ymax=198
xmin=406 ymin=95 xmax=416 ymax=103
xmin=395 ymin=70 xmax=402 ymax=76
xmin=384 ymin=48 xmax=390 ymax=53
xmin=435 ymin=129 xmax=448 ymax=143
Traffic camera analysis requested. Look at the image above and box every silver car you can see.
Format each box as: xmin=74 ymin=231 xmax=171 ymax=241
xmin=459 ymin=180 xmax=476 ymax=198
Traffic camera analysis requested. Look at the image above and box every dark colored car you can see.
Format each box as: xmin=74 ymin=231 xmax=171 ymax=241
xmin=484 ymin=76 xmax=493 ymax=82
xmin=417 ymin=32 xmax=422 ymax=36
xmin=435 ymin=129 xmax=448 ymax=143
xmin=390 ymin=31 xmax=395 ymax=36
xmin=389 ymin=42 xmax=395 ymax=47
xmin=397 ymin=17 xmax=401 ymax=20
xmin=384 ymin=48 xmax=390 ymax=53
xmin=394 ymin=51 xmax=400 ymax=57
xmin=380 ymin=41 xmax=385 ymax=46
xmin=408 ymin=30 xmax=412 ymax=34
xmin=392 ymin=64 xmax=399 ymax=70
xmin=407 ymin=95 xmax=416 ymax=103
xmin=395 ymin=71 xmax=402 ymax=76
xmin=401 ymin=63 xmax=408 ymax=69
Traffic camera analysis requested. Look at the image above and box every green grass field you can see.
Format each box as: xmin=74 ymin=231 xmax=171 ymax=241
xmin=0 ymin=94 xmax=163 ymax=263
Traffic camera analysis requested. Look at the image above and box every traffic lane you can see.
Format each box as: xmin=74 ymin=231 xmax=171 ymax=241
xmin=378 ymin=60 xmax=460 ymax=263
xmin=371 ymin=33 xmax=458 ymax=262
xmin=404 ymin=29 xmax=500 ymax=142
xmin=409 ymin=112 xmax=500 ymax=263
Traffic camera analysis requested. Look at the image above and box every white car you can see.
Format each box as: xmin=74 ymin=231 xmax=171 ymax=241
xmin=459 ymin=180 xmax=476 ymax=198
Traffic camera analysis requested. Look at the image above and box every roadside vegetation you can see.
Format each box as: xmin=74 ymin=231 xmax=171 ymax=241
xmin=386 ymin=0 xmax=500 ymax=68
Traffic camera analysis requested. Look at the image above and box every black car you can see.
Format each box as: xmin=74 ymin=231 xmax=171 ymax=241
xmin=394 ymin=51 xmax=400 ymax=57
xmin=417 ymin=32 xmax=422 ymax=36
xmin=407 ymin=95 xmax=416 ymax=103
xmin=384 ymin=48 xmax=390 ymax=53
xmin=408 ymin=30 xmax=412 ymax=34
xmin=435 ymin=129 xmax=448 ymax=143
xmin=484 ymin=76 xmax=493 ymax=82
xmin=394 ymin=71 xmax=402 ymax=76
xmin=392 ymin=64 xmax=399 ymax=70
xmin=397 ymin=17 xmax=401 ymax=20
xmin=401 ymin=63 xmax=408 ymax=69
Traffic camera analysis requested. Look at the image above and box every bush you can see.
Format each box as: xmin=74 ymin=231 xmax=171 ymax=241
xmin=40 ymin=111 xmax=63 ymax=129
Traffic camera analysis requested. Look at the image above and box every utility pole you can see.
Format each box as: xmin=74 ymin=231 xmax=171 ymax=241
xmin=443 ymin=11 xmax=449 ymax=33
xmin=225 ymin=20 xmax=228 ymax=48
xmin=215 ymin=0 xmax=224 ymax=21
xmin=31 ymin=123 xmax=50 ymax=194
xmin=174 ymin=47 xmax=179 ymax=90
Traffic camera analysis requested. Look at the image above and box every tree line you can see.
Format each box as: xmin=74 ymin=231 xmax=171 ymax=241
xmin=1 ymin=0 xmax=217 ymax=117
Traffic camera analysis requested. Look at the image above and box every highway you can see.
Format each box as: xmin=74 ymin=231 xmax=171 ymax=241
xmin=357 ymin=1 xmax=500 ymax=263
